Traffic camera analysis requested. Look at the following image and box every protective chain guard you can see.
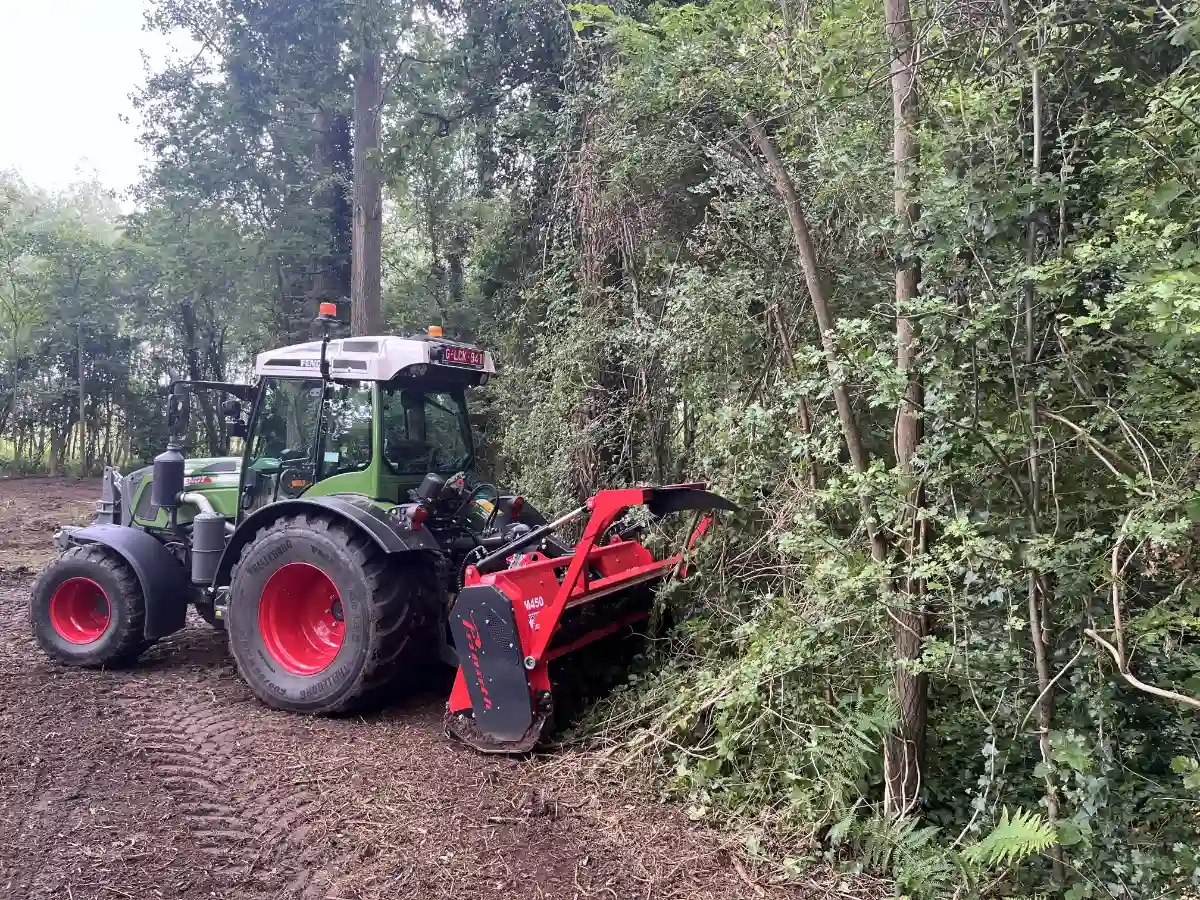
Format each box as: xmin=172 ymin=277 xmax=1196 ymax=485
xmin=447 ymin=585 xmax=536 ymax=743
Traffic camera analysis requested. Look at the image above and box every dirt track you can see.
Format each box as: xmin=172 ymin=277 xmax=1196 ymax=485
xmin=0 ymin=478 xmax=823 ymax=900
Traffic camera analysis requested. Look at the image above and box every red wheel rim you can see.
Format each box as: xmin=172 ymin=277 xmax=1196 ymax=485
xmin=48 ymin=577 xmax=111 ymax=644
xmin=258 ymin=562 xmax=344 ymax=676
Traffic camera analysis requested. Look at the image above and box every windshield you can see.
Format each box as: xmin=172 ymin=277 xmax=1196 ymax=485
xmin=380 ymin=387 xmax=472 ymax=475
xmin=250 ymin=378 xmax=324 ymax=467
xmin=244 ymin=378 xmax=375 ymax=512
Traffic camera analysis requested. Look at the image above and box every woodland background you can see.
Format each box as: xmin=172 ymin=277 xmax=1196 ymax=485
xmin=4 ymin=0 xmax=1200 ymax=896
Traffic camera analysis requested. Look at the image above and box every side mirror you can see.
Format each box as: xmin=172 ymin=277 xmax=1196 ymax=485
xmin=220 ymin=398 xmax=242 ymax=419
xmin=228 ymin=420 xmax=248 ymax=440
xmin=166 ymin=388 xmax=190 ymax=436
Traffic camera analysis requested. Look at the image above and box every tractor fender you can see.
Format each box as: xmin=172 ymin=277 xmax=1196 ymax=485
xmin=68 ymin=524 xmax=191 ymax=640
xmin=213 ymin=494 xmax=441 ymax=589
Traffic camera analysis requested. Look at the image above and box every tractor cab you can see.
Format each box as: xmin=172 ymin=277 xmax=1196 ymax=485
xmin=111 ymin=328 xmax=494 ymax=531
xmin=238 ymin=330 xmax=494 ymax=516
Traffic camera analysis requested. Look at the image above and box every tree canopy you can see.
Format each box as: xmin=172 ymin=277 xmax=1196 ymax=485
xmin=7 ymin=0 xmax=1200 ymax=895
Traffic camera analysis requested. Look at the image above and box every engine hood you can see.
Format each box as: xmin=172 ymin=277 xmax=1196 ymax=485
xmin=182 ymin=456 xmax=242 ymax=488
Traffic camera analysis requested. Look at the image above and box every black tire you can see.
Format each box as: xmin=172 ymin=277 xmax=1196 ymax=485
xmin=29 ymin=544 xmax=151 ymax=667
xmin=226 ymin=513 xmax=440 ymax=714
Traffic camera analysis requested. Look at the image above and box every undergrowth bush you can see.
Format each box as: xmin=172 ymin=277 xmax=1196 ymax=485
xmin=483 ymin=0 xmax=1200 ymax=896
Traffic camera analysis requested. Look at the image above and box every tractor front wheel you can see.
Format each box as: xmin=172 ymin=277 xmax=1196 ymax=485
xmin=29 ymin=545 xmax=151 ymax=667
xmin=226 ymin=514 xmax=438 ymax=714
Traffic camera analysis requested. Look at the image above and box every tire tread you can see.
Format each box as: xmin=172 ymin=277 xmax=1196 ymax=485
xmin=228 ymin=514 xmax=440 ymax=714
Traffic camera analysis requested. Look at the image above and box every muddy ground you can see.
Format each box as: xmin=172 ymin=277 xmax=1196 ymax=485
xmin=0 ymin=477 xmax=862 ymax=900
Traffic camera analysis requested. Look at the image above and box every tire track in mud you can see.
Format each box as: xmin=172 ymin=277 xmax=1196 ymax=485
xmin=118 ymin=688 xmax=271 ymax=894
xmin=117 ymin=668 xmax=345 ymax=898
xmin=0 ymin=575 xmax=363 ymax=900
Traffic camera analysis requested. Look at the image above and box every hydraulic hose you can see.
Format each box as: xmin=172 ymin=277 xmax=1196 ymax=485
xmin=474 ymin=504 xmax=586 ymax=575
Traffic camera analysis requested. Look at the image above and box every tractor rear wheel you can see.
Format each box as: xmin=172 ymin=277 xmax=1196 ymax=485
xmin=226 ymin=513 xmax=439 ymax=714
xmin=29 ymin=545 xmax=151 ymax=667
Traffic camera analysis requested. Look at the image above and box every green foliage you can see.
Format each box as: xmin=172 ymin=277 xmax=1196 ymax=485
xmin=838 ymin=815 xmax=966 ymax=897
xmin=962 ymin=808 xmax=1059 ymax=869
xmin=481 ymin=0 xmax=1200 ymax=897
xmin=14 ymin=0 xmax=1200 ymax=896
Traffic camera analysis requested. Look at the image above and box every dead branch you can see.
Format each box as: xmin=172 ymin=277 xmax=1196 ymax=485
xmin=1086 ymin=517 xmax=1200 ymax=711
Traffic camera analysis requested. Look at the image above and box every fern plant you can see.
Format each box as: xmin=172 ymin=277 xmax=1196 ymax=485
xmin=962 ymin=808 xmax=1058 ymax=868
xmin=841 ymin=814 xmax=967 ymax=896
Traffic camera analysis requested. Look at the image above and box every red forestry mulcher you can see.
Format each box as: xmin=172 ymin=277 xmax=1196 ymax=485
xmin=28 ymin=309 xmax=734 ymax=753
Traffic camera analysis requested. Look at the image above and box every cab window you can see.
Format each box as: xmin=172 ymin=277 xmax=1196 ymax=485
xmin=380 ymin=387 xmax=472 ymax=474
xmin=321 ymin=381 xmax=374 ymax=475
xmin=250 ymin=378 xmax=324 ymax=467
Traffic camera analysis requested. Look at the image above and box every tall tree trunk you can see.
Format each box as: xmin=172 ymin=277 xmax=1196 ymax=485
xmin=883 ymin=0 xmax=928 ymax=819
xmin=77 ymin=324 xmax=87 ymax=474
xmin=351 ymin=0 xmax=384 ymax=337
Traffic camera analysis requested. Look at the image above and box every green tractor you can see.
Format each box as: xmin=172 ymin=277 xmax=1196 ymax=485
xmin=28 ymin=308 xmax=733 ymax=751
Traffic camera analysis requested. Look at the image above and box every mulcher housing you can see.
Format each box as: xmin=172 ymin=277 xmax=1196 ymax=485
xmin=29 ymin=313 xmax=734 ymax=752
xmin=446 ymin=485 xmax=730 ymax=752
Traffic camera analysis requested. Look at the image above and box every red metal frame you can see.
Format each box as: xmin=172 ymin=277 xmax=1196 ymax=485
xmin=448 ymin=487 xmax=713 ymax=715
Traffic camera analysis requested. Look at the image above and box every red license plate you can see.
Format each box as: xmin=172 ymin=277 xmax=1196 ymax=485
xmin=442 ymin=346 xmax=484 ymax=368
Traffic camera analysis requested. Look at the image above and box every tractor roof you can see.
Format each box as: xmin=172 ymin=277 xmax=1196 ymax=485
xmin=254 ymin=334 xmax=496 ymax=385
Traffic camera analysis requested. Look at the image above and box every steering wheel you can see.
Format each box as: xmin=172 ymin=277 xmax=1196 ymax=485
xmin=387 ymin=439 xmax=436 ymax=472
xmin=429 ymin=445 xmax=457 ymax=470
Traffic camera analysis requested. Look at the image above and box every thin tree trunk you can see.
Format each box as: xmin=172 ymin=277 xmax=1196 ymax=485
xmin=77 ymin=324 xmax=87 ymax=474
xmin=743 ymin=114 xmax=880 ymax=561
xmin=1023 ymin=61 xmax=1066 ymax=883
xmin=771 ymin=303 xmax=819 ymax=490
xmin=883 ymin=0 xmax=928 ymax=819
xmin=103 ymin=393 xmax=113 ymax=465
xmin=996 ymin=0 xmax=1066 ymax=873
xmin=351 ymin=1 xmax=384 ymax=337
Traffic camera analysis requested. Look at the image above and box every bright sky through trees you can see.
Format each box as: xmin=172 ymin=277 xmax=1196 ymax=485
xmin=0 ymin=0 xmax=177 ymax=193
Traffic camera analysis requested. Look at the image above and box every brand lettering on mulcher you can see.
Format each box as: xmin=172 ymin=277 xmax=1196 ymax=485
xmin=522 ymin=596 xmax=544 ymax=612
xmin=462 ymin=617 xmax=491 ymax=710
